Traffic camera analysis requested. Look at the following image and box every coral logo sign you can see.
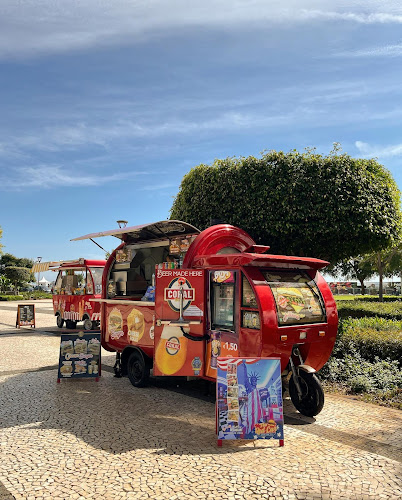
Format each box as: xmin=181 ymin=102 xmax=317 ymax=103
xmin=165 ymin=337 xmax=181 ymax=355
xmin=164 ymin=277 xmax=195 ymax=312
xmin=165 ymin=289 xmax=194 ymax=300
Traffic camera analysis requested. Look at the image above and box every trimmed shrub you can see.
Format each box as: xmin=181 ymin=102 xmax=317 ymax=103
xmin=321 ymin=354 xmax=402 ymax=395
xmin=335 ymin=295 xmax=401 ymax=303
xmin=353 ymin=295 xmax=402 ymax=303
xmin=0 ymin=291 xmax=51 ymax=301
xmin=320 ymin=315 xmax=402 ymax=408
xmin=0 ymin=295 xmax=24 ymax=301
xmin=333 ymin=317 xmax=402 ymax=366
xmin=336 ymin=300 xmax=402 ymax=320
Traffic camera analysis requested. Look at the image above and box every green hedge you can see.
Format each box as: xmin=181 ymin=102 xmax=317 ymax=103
xmin=335 ymin=295 xmax=401 ymax=303
xmin=0 ymin=291 xmax=52 ymax=301
xmin=0 ymin=294 xmax=24 ymax=301
xmin=320 ymin=316 xmax=402 ymax=408
xmin=336 ymin=300 xmax=402 ymax=320
xmin=321 ymin=354 xmax=401 ymax=394
xmin=333 ymin=317 xmax=402 ymax=366
xmin=353 ymin=295 xmax=402 ymax=303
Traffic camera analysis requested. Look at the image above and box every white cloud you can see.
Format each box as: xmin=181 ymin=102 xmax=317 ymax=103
xmin=2 ymin=98 xmax=402 ymax=161
xmin=0 ymin=165 xmax=147 ymax=190
xmin=335 ymin=43 xmax=402 ymax=58
xmin=355 ymin=141 xmax=402 ymax=158
xmin=1 ymin=1 xmax=402 ymax=59
xmin=300 ymin=9 xmax=402 ymax=24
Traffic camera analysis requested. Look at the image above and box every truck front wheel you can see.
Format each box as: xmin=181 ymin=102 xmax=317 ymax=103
xmin=56 ymin=315 xmax=64 ymax=328
xmin=127 ymin=351 xmax=150 ymax=388
xmin=289 ymin=371 xmax=324 ymax=417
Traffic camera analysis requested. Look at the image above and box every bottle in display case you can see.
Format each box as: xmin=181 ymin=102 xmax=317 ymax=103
xmin=214 ymin=285 xmax=234 ymax=326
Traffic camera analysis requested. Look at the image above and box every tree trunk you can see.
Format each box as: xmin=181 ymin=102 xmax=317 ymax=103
xmin=377 ymin=253 xmax=384 ymax=302
xmin=359 ymin=280 xmax=365 ymax=295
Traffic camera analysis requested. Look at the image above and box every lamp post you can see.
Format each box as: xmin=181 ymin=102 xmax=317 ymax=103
xmin=36 ymin=257 xmax=42 ymax=291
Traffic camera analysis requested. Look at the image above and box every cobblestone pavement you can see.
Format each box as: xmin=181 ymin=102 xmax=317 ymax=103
xmin=0 ymin=299 xmax=71 ymax=335
xmin=0 ymin=301 xmax=401 ymax=499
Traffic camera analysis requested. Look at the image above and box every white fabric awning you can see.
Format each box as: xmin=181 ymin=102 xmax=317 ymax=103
xmin=32 ymin=262 xmax=51 ymax=273
xmin=31 ymin=260 xmax=72 ymax=273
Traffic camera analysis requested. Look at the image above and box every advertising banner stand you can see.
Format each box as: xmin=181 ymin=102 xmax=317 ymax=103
xmin=57 ymin=331 xmax=101 ymax=383
xmin=216 ymin=357 xmax=284 ymax=447
xmin=16 ymin=304 xmax=35 ymax=328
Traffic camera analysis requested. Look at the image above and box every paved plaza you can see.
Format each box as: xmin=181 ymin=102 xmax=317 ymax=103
xmin=0 ymin=300 xmax=401 ymax=499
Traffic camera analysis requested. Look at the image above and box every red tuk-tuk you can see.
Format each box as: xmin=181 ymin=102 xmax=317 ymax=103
xmin=72 ymin=221 xmax=338 ymax=416
xmin=50 ymin=258 xmax=105 ymax=330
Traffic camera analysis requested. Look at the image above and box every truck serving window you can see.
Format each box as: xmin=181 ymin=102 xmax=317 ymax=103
xmin=262 ymin=270 xmax=326 ymax=326
xmin=108 ymin=244 xmax=169 ymax=298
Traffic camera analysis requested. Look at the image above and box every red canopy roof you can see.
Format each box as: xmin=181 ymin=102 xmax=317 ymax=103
xmin=192 ymin=252 xmax=329 ymax=270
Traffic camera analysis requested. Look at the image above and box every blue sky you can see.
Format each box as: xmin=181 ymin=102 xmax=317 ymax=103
xmin=1 ymin=0 xmax=402 ymax=275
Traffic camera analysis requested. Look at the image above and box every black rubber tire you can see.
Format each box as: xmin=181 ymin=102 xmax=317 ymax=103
xmin=83 ymin=317 xmax=93 ymax=330
xmin=65 ymin=320 xmax=77 ymax=329
xmin=289 ymin=371 xmax=324 ymax=417
xmin=56 ymin=315 xmax=64 ymax=328
xmin=127 ymin=351 xmax=150 ymax=388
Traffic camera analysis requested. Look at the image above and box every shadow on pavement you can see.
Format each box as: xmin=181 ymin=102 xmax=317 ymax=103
xmin=1 ymin=369 xmax=400 ymax=461
xmin=0 ymin=369 xmax=303 ymax=456
xmin=0 ymin=327 xmax=88 ymax=337
xmin=0 ymin=481 xmax=14 ymax=500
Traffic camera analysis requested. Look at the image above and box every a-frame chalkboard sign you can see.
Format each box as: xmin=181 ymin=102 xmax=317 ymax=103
xmin=16 ymin=304 xmax=35 ymax=328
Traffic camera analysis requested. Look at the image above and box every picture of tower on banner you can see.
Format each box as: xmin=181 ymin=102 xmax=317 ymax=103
xmin=217 ymin=357 xmax=284 ymax=441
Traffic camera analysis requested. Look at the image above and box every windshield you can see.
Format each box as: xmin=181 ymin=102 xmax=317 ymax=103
xmin=89 ymin=267 xmax=103 ymax=295
xmin=262 ymin=270 xmax=326 ymax=326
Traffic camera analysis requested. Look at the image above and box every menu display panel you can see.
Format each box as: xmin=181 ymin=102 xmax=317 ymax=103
xmin=58 ymin=332 xmax=101 ymax=380
xmin=262 ymin=270 xmax=326 ymax=325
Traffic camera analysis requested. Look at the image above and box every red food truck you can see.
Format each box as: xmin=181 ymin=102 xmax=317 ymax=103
xmin=72 ymin=221 xmax=338 ymax=416
xmin=49 ymin=258 xmax=106 ymax=330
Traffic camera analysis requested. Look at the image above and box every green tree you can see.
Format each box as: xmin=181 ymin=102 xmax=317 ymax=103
xmin=0 ymin=225 xmax=3 ymax=254
xmin=0 ymin=254 xmax=35 ymax=291
xmin=0 ymin=253 xmax=34 ymax=269
xmin=0 ymin=275 xmax=11 ymax=292
xmin=330 ymin=256 xmax=376 ymax=295
xmin=369 ymin=245 xmax=402 ymax=301
xmin=170 ymin=147 xmax=402 ymax=263
xmin=4 ymin=266 xmax=33 ymax=292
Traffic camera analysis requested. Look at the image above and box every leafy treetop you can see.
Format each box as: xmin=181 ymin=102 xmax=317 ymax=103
xmin=170 ymin=148 xmax=402 ymax=263
xmin=0 ymin=253 xmax=34 ymax=269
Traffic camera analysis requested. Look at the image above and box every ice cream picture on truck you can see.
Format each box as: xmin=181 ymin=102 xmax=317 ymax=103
xmin=71 ymin=220 xmax=338 ymax=417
